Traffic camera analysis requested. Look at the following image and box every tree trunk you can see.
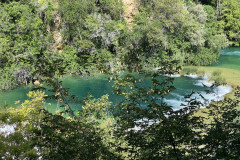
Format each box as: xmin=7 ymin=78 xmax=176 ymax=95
xmin=216 ymin=0 xmax=222 ymax=19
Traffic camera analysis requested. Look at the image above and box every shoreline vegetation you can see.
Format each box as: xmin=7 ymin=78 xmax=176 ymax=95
xmin=1 ymin=0 xmax=240 ymax=159
xmin=180 ymin=66 xmax=240 ymax=120
xmin=1 ymin=53 xmax=238 ymax=112
xmin=182 ymin=66 xmax=240 ymax=99
xmin=1 ymin=0 xmax=240 ymax=91
xmin=0 ymin=67 xmax=234 ymax=111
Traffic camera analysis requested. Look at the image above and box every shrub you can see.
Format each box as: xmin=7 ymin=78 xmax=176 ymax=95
xmin=212 ymin=70 xmax=221 ymax=76
xmin=214 ymin=76 xmax=226 ymax=85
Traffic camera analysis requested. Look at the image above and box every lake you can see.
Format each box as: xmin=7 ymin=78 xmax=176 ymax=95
xmin=1 ymin=47 xmax=239 ymax=112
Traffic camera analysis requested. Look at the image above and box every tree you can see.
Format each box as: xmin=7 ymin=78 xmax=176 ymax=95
xmin=200 ymin=87 xmax=240 ymax=159
xmin=218 ymin=0 xmax=240 ymax=46
xmin=0 ymin=91 xmax=46 ymax=159
xmin=1 ymin=0 xmax=240 ymax=159
xmin=0 ymin=90 xmax=120 ymax=159
xmin=0 ymin=1 xmax=52 ymax=90
xmin=112 ymin=61 xmax=203 ymax=159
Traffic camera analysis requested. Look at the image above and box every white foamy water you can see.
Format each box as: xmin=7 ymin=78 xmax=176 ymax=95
xmin=212 ymin=85 xmax=232 ymax=100
xmin=220 ymin=51 xmax=240 ymax=56
xmin=164 ymin=74 xmax=232 ymax=110
xmin=169 ymin=92 xmax=185 ymax=100
xmin=133 ymin=81 xmax=233 ymax=130
xmin=164 ymin=74 xmax=181 ymax=78
xmin=194 ymin=75 xmax=232 ymax=102
xmin=164 ymin=98 xmax=185 ymax=110
xmin=132 ymin=118 xmax=158 ymax=131
xmin=194 ymin=75 xmax=214 ymax=87
xmin=184 ymin=74 xmax=199 ymax=79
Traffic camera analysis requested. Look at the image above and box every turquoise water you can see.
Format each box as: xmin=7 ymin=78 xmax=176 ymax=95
xmin=1 ymin=47 xmax=239 ymax=111
xmin=0 ymin=74 xmax=231 ymax=111
xmin=209 ymin=47 xmax=240 ymax=70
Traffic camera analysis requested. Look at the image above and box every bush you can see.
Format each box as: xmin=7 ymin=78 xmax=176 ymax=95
xmin=212 ymin=70 xmax=222 ymax=76
xmin=214 ymin=76 xmax=226 ymax=85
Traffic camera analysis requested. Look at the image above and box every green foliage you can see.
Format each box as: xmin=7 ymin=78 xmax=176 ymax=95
xmin=1 ymin=0 xmax=240 ymax=159
xmin=217 ymin=0 xmax=240 ymax=46
xmin=0 ymin=0 xmax=127 ymax=90
xmin=111 ymin=63 xmax=240 ymax=159
xmin=214 ymin=76 xmax=226 ymax=85
xmin=210 ymin=70 xmax=227 ymax=85
xmin=201 ymin=88 xmax=240 ymax=159
xmin=180 ymin=67 xmax=205 ymax=77
xmin=0 ymin=90 xmax=46 ymax=159
xmin=58 ymin=0 xmax=95 ymax=42
xmin=0 ymin=0 xmax=238 ymax=91
xmin=1 ymin=71 xmax=240 ymax=159
xmin=0 ymin=90 xmax=120 ymax=159
xmin=181 ymin=67 xmax=198 ymax=75
xmin=57 ymin=0 xmax=128 ymax=75
xmin=0 ymin=0 xmax=53 ymax=90
xmin=132 ymin=0 xmax=228 ymax=67
xmin=96 ymin=0 xmax=124 ymax=20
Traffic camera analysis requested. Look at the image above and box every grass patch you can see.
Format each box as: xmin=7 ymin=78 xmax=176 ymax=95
xmin=209 ymin=70 xmax=226 ymax=85
xmin=184 ymin=66 xmax=240 ymax=101
xmin=184 ymin=66 xmax=240 ymax=87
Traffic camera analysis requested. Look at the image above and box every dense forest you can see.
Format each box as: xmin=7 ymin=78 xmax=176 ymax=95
xmin=1 ymin=0 xmax=240 ymax=90
xmin=0 ymin=0 xmax=240 ymax=159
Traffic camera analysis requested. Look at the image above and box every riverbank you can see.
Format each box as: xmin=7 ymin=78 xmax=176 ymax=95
xmin=180 ymin=65 xmax=240 ymax=122
xmin=183 ymin=66 xmax=240 ymax=99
